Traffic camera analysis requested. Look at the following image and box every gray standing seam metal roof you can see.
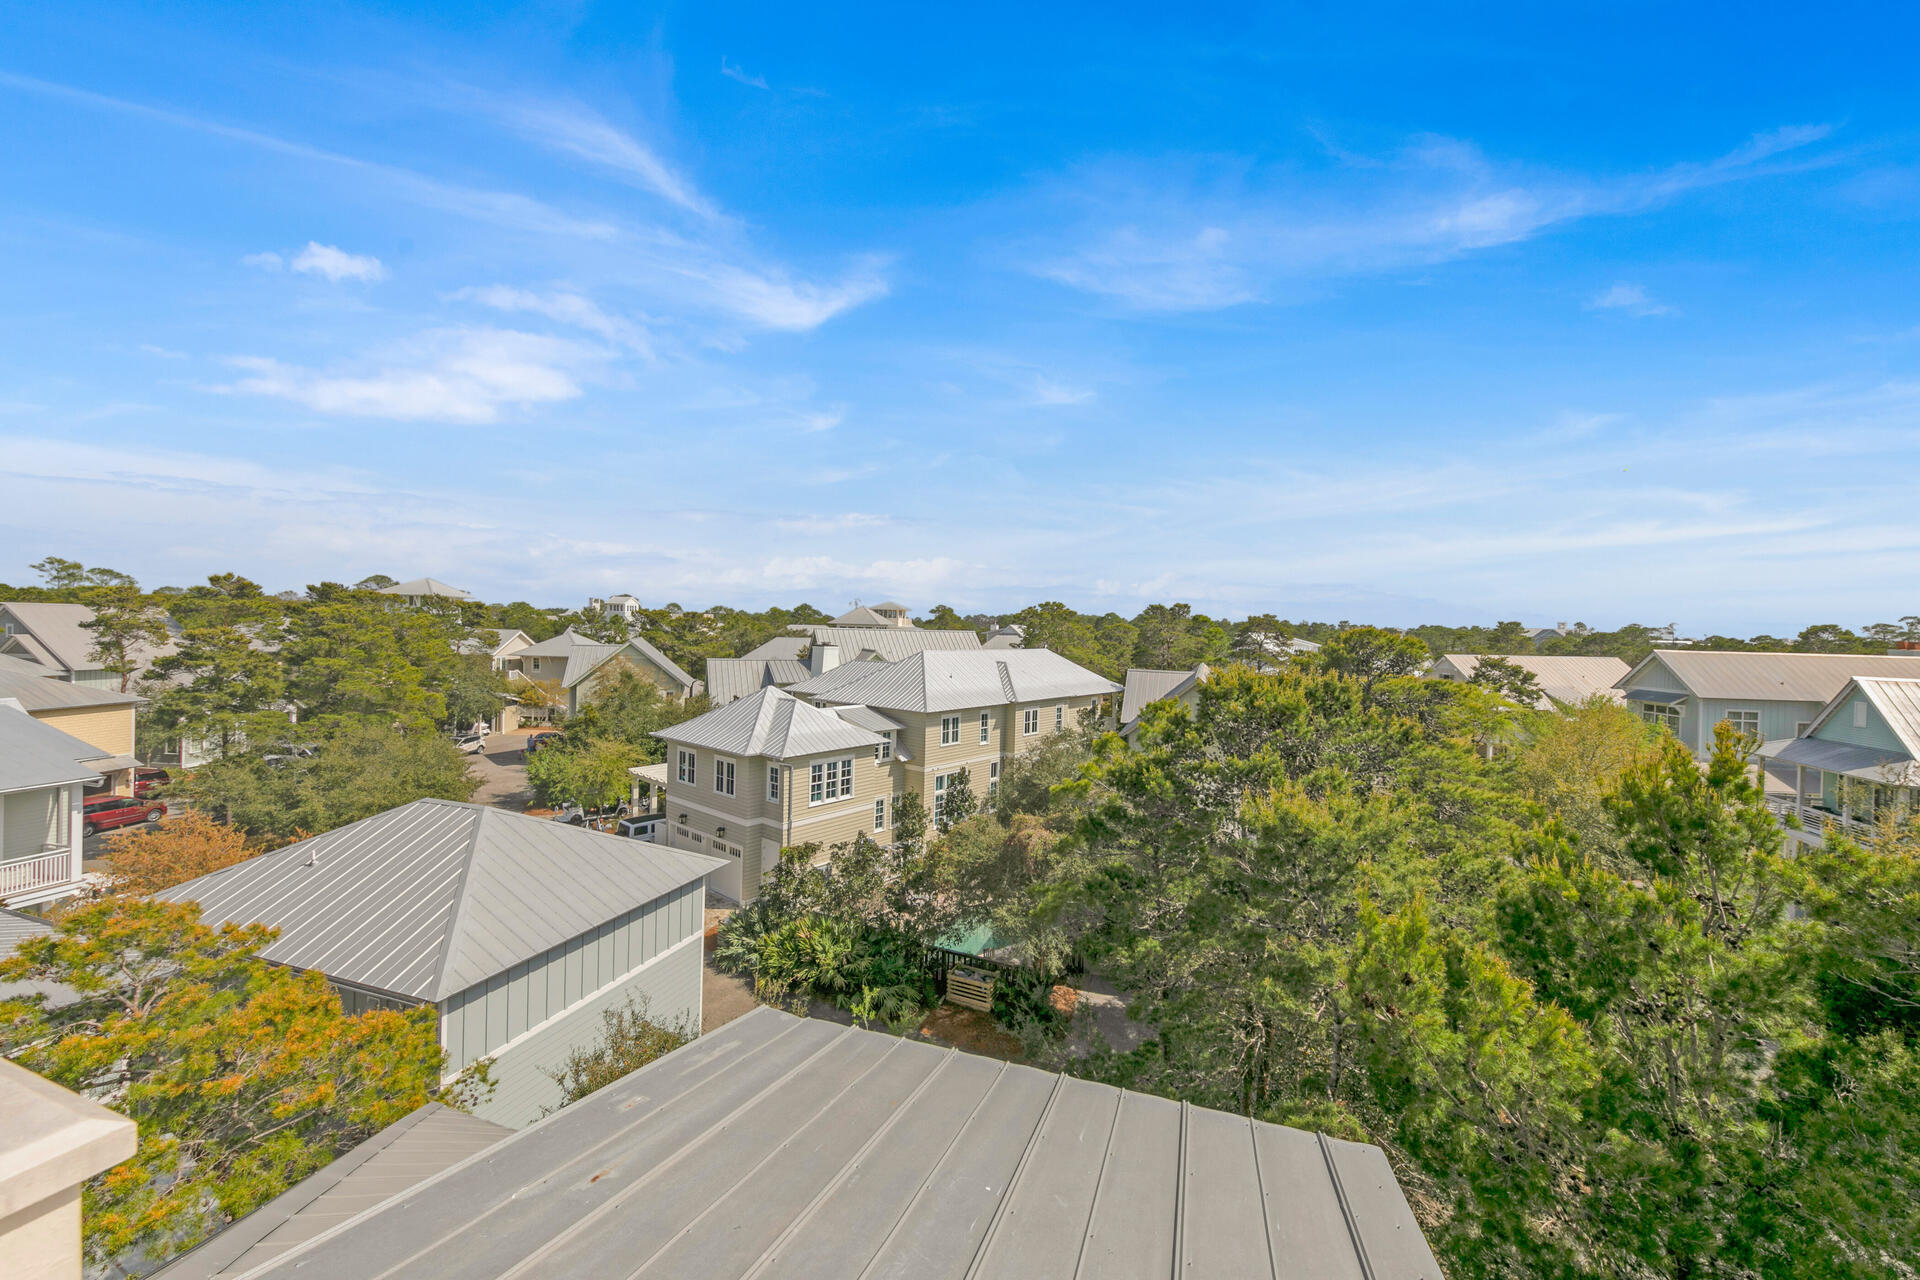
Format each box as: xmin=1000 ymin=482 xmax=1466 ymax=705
xmin=740 ymin=635 xmax=809 ymax=661
xmin=1439 ymin=654 xmax=1629 ymax=712
xmin=158 ymin=799 xmax=723 ymax=1002
xmin=656 ymin=686 xmax=883 ymax=759
xmin=0 ymin=907 xmax=54 ymax=957
xmin=788 ymin=648 xmax=1122 ymax=714
xmin=1813 ymin=676 xmax=1920 ymax=758
xmin=704 ymin=657 xmax=813 ymax=705
xmin=151 ymin=1103 xmax=511 ymax=1280
xmin=1121 ymin=666 xmax=1210 ymax=726
xmin=0 ymin=653 xmax=144 ymax=710
xmin=1618 ymin=650 xmax=1920 ymax=704
xmin=0 ymin=601 xmax=178 ymax=674
xmin=0 ymin=705 xmax=108 ymax=794
xmin=1760 ymin=736 xmax=1920 ymax=785
xmin=374 ymin=578 xmax=473 ymax=600
xmin=517 ymin=628 xmax=695 ymax=691
xmin=238 ymin=1006 xmax=1442 ymax=1280
xmin=794 ymin=624 xmax=984 ymax=662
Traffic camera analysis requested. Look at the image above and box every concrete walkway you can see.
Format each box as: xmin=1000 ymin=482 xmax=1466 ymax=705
xmin=468 ymin=730 xmax=536 ymax=812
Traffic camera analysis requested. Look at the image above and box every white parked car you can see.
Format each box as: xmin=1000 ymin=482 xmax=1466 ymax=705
xmin=616 ymin=815 xmax=664 ymax=842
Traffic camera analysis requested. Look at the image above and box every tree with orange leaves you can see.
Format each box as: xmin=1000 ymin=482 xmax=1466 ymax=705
xmin=100 ymin=809 xmax=259 ymax=897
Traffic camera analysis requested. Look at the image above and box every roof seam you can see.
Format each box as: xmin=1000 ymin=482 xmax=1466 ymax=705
xmin=964 ymin=1070 xmax=1069 ymax=1279
xmin=1069 ymin=1087 xmax=1127 ymax=1280
xmin=1318 ymin=1132 xmax=1377 ymax=1280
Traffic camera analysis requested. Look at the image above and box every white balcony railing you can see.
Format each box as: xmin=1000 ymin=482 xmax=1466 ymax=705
xmin=0 ymin=848 xmax=79 ymax=901
xmin=1765 ymin=795 xmax=1876 ymax=841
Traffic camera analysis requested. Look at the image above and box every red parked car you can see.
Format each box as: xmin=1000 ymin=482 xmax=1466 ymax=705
xmin=82 ymin=794 xmax=165 ymax=837
xmin=133 ymin=767 xmax=171 ymax=799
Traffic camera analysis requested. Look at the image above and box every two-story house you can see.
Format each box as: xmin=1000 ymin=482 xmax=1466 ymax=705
xmin=0 ymin=601 xmax=177 ymax=690
xmin=1615 ymin=650 xmax=1920 ymax=758
xmin=654 ymin=649 xmax=1119 ymax=902
xmin=1757 ymin=676 xmax=1920 ymax=845
xmin=586 ymin=593 xmax=644 ymax=622
xmin=0 ymin=655 xmax=141 ymax=794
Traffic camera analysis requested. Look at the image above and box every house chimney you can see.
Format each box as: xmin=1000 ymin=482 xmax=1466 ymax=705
xmin=809 ymin=643 xmax=842 ymax=676
xmin=0 ymin=1059 xmax=137 ymax=1280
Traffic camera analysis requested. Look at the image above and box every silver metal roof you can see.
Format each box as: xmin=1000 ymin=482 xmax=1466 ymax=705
xmin=0 ymin=705 xmax=107 ymax=794
xmin=0 ymin=601 xmax=177 ymax=675
xmin=1121 ymin=666 xmax=1209 ymax=726
xmin=1618 ymin=650 xmax=1920 ymax=704
xmin=789 ymin=649 xmax=1122 ymax=714
xmin=740 ymin=635 xmax=809 ymax=661
xmin=238 ymin=1006 xmax=1441 ymax=1280
xmin=0 ymin=653 xmax=144 ymax=711
xmin=159 ymin=799 xmax=723 ymax=1002
xmin=792 ymin=624 xmax=983 ymax=662
xmin=1439 ymin=654 xmax=1629 ymax=711
xmin=517 ymin=628 xmax=694 ymax=691
xmin=0 ymin=907 xmax=53 ymax=958
xmin=1760 ymin=736 xmax=1919 ymax=785
xmin=656 ymin=687 xmax=883 ymax=759
xmin=830 ymin=605 xmax=900 ymax=626
xmin=833 ymin=704 xmax=906 ymax=734
xmin=373 ymin=578 xmax=473 ymax=600
xmin=151 ymin=1103 xmax=510 ymax=1279
xmin=1813 ymin=676 xmax=1920 ymax=759
xmin=705 ymin=657 xmax=814 ymax=705
xmin=1623 ymin=687 xmax=1688 ymax=705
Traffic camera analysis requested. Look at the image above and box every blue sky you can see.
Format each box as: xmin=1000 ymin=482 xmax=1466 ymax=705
xmin=4 ymin=3 xmax=1918 ymax=632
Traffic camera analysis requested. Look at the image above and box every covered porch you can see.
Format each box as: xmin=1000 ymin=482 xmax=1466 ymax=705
xmin=1758 ymin=736 xmax=1917 ymax=845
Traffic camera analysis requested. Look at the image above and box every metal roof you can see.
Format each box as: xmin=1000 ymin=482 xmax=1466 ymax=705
xmin=1760 ymin=736 xmax=1920 ymax=785
xmin=0 ymin=704 xmax=107 ymax=794
xmin=789 ymin=649 xmax=1122 ymax=714
xmin=1812 ymin=676 xmax=1920 ymax=759
xmin=0 ymin=653 xmax=143 ymax=711
xmin=705 ymin=657 xmax=813 ymax=705
xmin=740 ymin=635 xmax=809 ymax=661
xmin=1623 ymin=687 xmax=1688 ymax=705
xmin=0 ymin=907 xmax=53 ymax=958
xmin=1439 ymin=654 xmax=1629 ymax=711
xmin=517 ymin=628 xmax=694 ymax=691
xmin=239 ymin=1006 xmax=1441 ymax=1280
xmin=793 ymin=624 xmax=983 ymax=662
xmin=159 ymin=799 xmax=723 ymax=1002
xmin=373 ymin=578 xmax=472 ymax=600
xmin=1617 ymin=650 xmax=1920 ymax=704
xmin=656 ymin=687 xmax=883 ymax=759
xmin=830 ymin=605 xmax=901 ymax=626
xmin=1121 ymin=666 xmax=1208 ymax=726
xmin=832 ymin=704 xmax=906 ymax=734
xmin=151 ymin=1103 xmax=510 ymax=1280
xmin=0 ymin=601 xmax=177 ymax=675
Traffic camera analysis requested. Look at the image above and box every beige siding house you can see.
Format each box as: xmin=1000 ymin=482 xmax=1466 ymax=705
xmin=515 ymin=627 xmax=697 ymax=718
xmin=0 ymin=655 xmax=141 ymax=794
xmin=1430 ymin=654 xmax=1630 ymax=711
xmin=654 ymin=651 xmax=1118 ymax=902
xmin=0 ymin=601 xmax=177 ymax=691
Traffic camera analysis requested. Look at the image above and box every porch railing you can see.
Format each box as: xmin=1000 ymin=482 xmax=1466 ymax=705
xmin=0 ymin=848 xmax=78 ymax=902
xmin=1765 ymin=795 xmax=1876 ymax=840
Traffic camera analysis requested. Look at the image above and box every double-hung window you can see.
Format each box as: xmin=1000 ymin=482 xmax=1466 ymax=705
xmin=714 ymin=757 xmax=735 ymax=796
xmin=1637 ymin=701 xmax=1680 ymax=734
xmin=873 ymin=798 xmax=887 ymax=831
xmin=979 ymin=711 xmax=991 ymax=743
xmin=809 ymin=756 xmax=855 ymax=804
xmin=767 ymin=763 xmax=781 ymax=802
xmin=988 ymin=760 xmax=1000 ymax=802
xmin=1022 ymin=708 xmax=1039 ymax=735
xmin=676 ymin=749 xmax=696 ymax=784
xmin=1722 ymin=709 xmax=1760 ymax=739
xmin=1055 ymin=705 xmax=1064 ymax=730
xmin=940 ymin=715 xmax=961 ymax=745
xmin=933 ymin=772 xmax=949 ymax=823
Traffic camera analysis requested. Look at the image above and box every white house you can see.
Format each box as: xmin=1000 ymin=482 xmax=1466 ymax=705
xmin=0 ymin=701 xmax=103 ymax=908
xmin=586 ymin=594 xmax=643 ymax=622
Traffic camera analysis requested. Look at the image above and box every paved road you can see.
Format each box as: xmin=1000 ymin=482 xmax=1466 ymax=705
xmin=81 ymin=799 xmax=180 ymax=866
xmin=468 ymin=730 xmax=537 ymax=811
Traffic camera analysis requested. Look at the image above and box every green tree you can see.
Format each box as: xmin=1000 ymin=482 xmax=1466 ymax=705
xmin=0 ymin=900 xmax=448 ymax=1271
xmin=917 ymin=604 xmax=976 ymax=630
xmin=1467 ymin=654 xmax=1543 ymax=706
xmin=1507 ymin=695 xmax=1659 ymax=864
xmin=31 ymin=554 xmax=90 ymax=589
xmin=82 ymin=581 xmax=172 ymax=692
xmin=543 ymin=997 xmax=690 ymax=1110
xmin=937 ymin=766 xmax=978 ymax=831
xmin=525 ymin=736 xmax=644 ymax=810
xmin=142 ymin=624 xmax=289 ymax=760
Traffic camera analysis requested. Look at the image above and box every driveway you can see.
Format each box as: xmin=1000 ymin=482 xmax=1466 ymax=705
xmin=82 ymin=799 xmax=180 ymax=868
xmin=469 ymin=730 xmax=536 ymax=811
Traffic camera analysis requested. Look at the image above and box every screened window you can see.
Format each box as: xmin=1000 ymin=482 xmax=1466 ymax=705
xmin=676 ymin=749 xmax=696 ymax=784
xmin=1022 ymin=708 xmax=1039 ymax=735
xmin=714 ymin=758 xmax=735 ymax=796
xmin=941 ymin=715 xmax=961 ymax=745
xmin=979 ymin=711 xmax=991 ymax=742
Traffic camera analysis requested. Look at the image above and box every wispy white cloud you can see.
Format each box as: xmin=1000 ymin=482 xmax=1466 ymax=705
xmin=1030 ymin=376 xmax=1095 ymax=406
xmin=289 ymin=242 xmax=386 ymax=282
xmin=243 ymin=251 xmax=284 ymax=271
xmin=673 ymin=257 xmax=891 ymax=330
xmin=721 ymin=58 xmax=769 ymax=90
xmin=454 ymin=286 xmax=652 ymax=355
xmin=1030 ymin=126 xmax=1834 ymax=311
xmin=1588 ymin=282 xmax=1671 ymax=316
xmin=475 ymin=94 xmax=719 ymax=220
xmin=798 ymin=407 xmax=845 ymax=432
xmin=775 ymin=513 xmax=894 ymax=533
xmin=214 ymin=328 xmax=599 ymax=423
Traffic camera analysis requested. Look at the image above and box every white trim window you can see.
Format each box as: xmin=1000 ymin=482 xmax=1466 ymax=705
xmin=932 ymin=772 xmax=950 ymax=824
xmin=1022 ymin=708 xmax=1039 ymax=735
xmin=1636 ymin=701 xmax=1680 ymax=734
xmin=979 ymin=711 xmax=990 ymax=743
xmin=714 ymin=757 xmax=735 ymax=796
xmin=767 ymin=762 xmax=781 ymax=802
xmin=676 ymin=749 xmax=697 ymax=784
xmin=940 ymin=715 xmax=961 ymax=745
xmin=988 ymin=760 xmax=1000 ymax=802
xmin=1721 ymin=709 xmax=1760 ymax=739
xmin=809 ymin=756 xmax=855 ymax=804
xmin=876 ymin=731 xmax=892 ymax=762
xmin=1055 ymin=705 xmax=1064 ymax=730
xmin=873 ymin=797 xmax=887 ymax=831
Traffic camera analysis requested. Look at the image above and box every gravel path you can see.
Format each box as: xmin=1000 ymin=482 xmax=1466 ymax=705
xmin=467 ymin=730 xmax=536 ymax=811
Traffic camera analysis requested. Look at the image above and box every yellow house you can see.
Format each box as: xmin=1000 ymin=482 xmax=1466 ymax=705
xmin=0 ymin=654 xmax=141 ymax=794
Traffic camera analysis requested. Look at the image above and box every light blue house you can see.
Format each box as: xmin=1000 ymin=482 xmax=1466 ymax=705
xmin=163 ymin=799 xmax=724 ymax=1128
xmin=1758 ymin=676 xmax=1920 ymax=845
xmin=1614 ymin=650 xmax=1920 ymax=758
